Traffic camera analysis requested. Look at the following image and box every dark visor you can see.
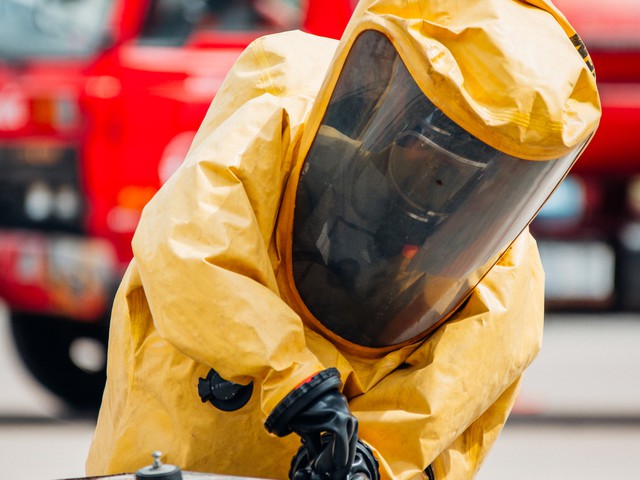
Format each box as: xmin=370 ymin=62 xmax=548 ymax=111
xmin=292 ymin=30 xmax=586 ymax=347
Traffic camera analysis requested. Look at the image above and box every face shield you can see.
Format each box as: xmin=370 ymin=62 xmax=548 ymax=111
xmin=292 ymin=30 xmax=588 ymax=348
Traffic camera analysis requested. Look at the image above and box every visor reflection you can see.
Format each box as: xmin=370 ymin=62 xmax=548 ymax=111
xmin=292 ymin=30 xmax=582 ymax=347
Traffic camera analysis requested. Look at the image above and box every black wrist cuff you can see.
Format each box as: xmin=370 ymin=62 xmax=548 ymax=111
xmin=264 ymin=367 xmax=342 ymax=437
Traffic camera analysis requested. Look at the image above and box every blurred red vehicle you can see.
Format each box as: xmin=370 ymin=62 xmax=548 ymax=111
xmin=531 ymin=0 xmax=640 ymax=311
xmin=0 ymin=0 xmax=354 ymax=409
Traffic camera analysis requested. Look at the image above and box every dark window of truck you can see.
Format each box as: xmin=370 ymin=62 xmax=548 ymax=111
xmin=139 ymin=0 xmax=301 ymax=46
xmin=0 ymin=0 xmax=112 ymax=59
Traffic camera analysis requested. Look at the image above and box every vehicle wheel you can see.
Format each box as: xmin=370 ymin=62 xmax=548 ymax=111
xmin=9 ymin=312 xmax=108 ymax=411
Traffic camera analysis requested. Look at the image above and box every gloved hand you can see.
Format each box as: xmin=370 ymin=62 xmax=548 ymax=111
xmin=289 ymin=388 xmax=357 ymax=479
xmin=265 ymin=368 xmax=377 ymax=480
xmin=290 ymin=436 xmax=380 ymax=480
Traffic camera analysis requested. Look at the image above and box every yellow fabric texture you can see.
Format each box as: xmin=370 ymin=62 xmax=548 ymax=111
xmin=87 ymin=1 xmax=600 ymax=478
xmin=304 ymin=0 xmax=600 ymax=161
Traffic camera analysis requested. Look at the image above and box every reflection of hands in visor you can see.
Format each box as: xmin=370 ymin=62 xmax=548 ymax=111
xmin=388 ymin=116 xmax=490 ymax=224
xmin=374 ymin=112 xmax=489 ymax=258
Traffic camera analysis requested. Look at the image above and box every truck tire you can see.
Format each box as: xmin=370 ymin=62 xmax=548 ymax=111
xmin=9 ymin=312 xmax=108 ymax=411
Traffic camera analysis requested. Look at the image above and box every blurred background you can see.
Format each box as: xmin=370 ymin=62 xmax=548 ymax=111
xmin=0 ymin=0 xmax=638 ymax=478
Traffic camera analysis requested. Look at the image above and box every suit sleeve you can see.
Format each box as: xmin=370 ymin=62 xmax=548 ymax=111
xmin=131 ymin=37 xmax=327 ymax=416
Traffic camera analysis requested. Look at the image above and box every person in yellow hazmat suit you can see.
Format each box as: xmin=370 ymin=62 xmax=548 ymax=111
xmin=86 ymin=1 xmax=601 ymax=479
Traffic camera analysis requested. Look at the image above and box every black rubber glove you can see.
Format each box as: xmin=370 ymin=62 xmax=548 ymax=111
xmin=289 ymin=388 xmax=357 ymax=479
xmin=290 ymin=437 xmax=380 ymax=480
xmin=265 ymin=368 xmax=373 ymax=480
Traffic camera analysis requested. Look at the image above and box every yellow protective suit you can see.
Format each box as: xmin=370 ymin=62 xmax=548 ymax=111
xmin=87 ymin=1 xmax=600 ymax=479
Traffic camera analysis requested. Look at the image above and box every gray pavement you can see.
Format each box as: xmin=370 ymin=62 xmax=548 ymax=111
xmin=477 ymin=420 xmax=640 ymax=480
xmin=0 ymin=301 xmax=639 ymax=479
xmin=480 ymin=313 xmax=640 ymax=479
xmin=515 ymin=313 xmax=640 ymax=418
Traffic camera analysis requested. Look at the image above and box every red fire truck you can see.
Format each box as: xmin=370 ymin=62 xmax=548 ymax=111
xmin=531 ymin=0 xmax=640 ymax=311
xmin=0 ymin=0 xmax=354 ymax=409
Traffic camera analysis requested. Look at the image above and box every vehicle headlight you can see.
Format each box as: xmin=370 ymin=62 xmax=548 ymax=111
xmin=23 ymin=182 xmax=81 ymax=223
xmin=32 ymin=94 xmax=79 ymax=131
xmin=24 ymin=181 xmax=54 ymax=221
xmin=55 ymin=185 xmax=81 ymax=221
